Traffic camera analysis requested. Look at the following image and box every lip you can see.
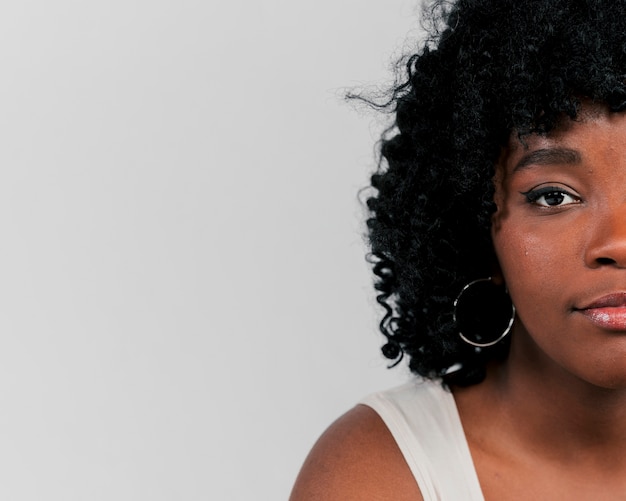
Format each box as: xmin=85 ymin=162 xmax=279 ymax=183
xmin=576 ymin=293 xmax=626 ymax=331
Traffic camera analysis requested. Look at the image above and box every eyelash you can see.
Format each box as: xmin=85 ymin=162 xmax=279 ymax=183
xmin=520 ymin=186 xmax=581 ymax=208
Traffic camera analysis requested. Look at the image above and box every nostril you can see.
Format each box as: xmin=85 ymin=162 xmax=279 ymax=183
xmin=596 ymin=257 xmax=617 ymax=265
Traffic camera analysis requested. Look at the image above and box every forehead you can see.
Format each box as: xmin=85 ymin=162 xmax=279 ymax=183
xmin=503 ymin=102 xmax=623 ymax=163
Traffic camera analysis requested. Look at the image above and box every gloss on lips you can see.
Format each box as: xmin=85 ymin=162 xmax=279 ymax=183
xmin=577 ymin=293 xmax=626 ymax=331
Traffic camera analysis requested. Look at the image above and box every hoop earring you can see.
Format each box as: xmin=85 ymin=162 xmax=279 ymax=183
xmin=453 ymin=277 xmax=516 ymax=348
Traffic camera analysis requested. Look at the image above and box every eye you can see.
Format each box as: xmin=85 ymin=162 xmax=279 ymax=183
xmin=521 ymin=186 xmax=581 ymax=207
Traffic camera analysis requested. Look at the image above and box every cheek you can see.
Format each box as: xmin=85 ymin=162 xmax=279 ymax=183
xmin=494 ymin=233 xmax=532 ymax=297
xmin=492 ymin=221 xmax=578 ymax=317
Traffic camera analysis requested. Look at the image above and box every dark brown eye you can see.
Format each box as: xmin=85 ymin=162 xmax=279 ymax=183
xmin=522 ymin=187 xmax=580 ymax=207
xmin=542 ymin=191 xmax=565 ymax=206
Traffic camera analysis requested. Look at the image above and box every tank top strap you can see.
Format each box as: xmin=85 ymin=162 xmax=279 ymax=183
xmin=360 ymin=379 xmax=485 ymax=501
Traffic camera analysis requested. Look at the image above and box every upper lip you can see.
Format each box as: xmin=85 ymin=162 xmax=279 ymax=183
xmin=577 ymin=293 xmax=626 ymax=310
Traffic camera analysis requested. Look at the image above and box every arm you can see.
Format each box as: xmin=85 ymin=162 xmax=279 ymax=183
xmin=289 ymin=404 xmax=423 ymax=501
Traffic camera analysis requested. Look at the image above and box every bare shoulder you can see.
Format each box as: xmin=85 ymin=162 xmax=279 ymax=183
xmin=289 ymin=404 xmax=423 ymax=501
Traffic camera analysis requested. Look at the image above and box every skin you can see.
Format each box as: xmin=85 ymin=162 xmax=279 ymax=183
xmin=291 ymin=104 xmax=626 ymax=500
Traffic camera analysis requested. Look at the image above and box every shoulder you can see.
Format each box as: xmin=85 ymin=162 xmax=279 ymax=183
xmin=289 ymin=404 xmax=423 ymax=501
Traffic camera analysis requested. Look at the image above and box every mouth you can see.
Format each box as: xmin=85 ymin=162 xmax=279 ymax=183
xmin=576 ymin=293 xmax=626 ymax=331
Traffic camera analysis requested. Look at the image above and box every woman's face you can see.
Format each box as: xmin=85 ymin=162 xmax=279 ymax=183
xmin=492 ymin=105 xmax=626 ymax=389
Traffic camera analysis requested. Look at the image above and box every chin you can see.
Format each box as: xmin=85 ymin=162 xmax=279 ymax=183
xmin=575 ymin=370 xmax=626 ymax=392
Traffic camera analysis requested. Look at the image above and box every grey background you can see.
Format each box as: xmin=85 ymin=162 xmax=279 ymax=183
xmin=0 ymin=1 xmax=422 ymax=499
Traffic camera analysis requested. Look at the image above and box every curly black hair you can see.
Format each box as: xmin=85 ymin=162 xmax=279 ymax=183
xmin=367 ymin=0 xmax=626 ymax=386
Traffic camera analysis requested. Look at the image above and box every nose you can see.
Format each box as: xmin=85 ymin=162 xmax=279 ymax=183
xmin=585 ymin=206 xmax=626 ymax=268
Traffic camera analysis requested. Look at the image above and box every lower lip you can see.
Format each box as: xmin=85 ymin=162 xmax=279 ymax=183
xmin=579 ymin=307 xmax=626 ymax=330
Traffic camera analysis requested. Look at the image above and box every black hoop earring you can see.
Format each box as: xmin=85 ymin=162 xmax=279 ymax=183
xmin=453 ymin=277 xmax=516 ymax=348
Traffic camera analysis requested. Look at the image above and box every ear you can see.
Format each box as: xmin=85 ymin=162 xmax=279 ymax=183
xmin=490 ymin=259 xmax=505 ymax=286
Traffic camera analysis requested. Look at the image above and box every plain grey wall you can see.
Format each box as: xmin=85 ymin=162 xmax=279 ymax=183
xmin=0 ymin=1 xmax=422 ymax=499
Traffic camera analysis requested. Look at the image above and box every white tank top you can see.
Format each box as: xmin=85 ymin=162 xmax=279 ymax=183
xmin=360 ymin=379 xmax=485 ymax=501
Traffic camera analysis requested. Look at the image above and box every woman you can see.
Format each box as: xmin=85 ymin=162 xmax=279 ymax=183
xmin=291 ymin=0 xmax=626 ymax=499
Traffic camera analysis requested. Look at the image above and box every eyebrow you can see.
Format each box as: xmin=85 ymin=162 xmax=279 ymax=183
xmin=513 ymin=147 xmax=582 ymax=172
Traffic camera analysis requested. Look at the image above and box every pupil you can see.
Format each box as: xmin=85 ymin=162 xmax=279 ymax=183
xmin=544 ymin=192 xmax=564 ymax=205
